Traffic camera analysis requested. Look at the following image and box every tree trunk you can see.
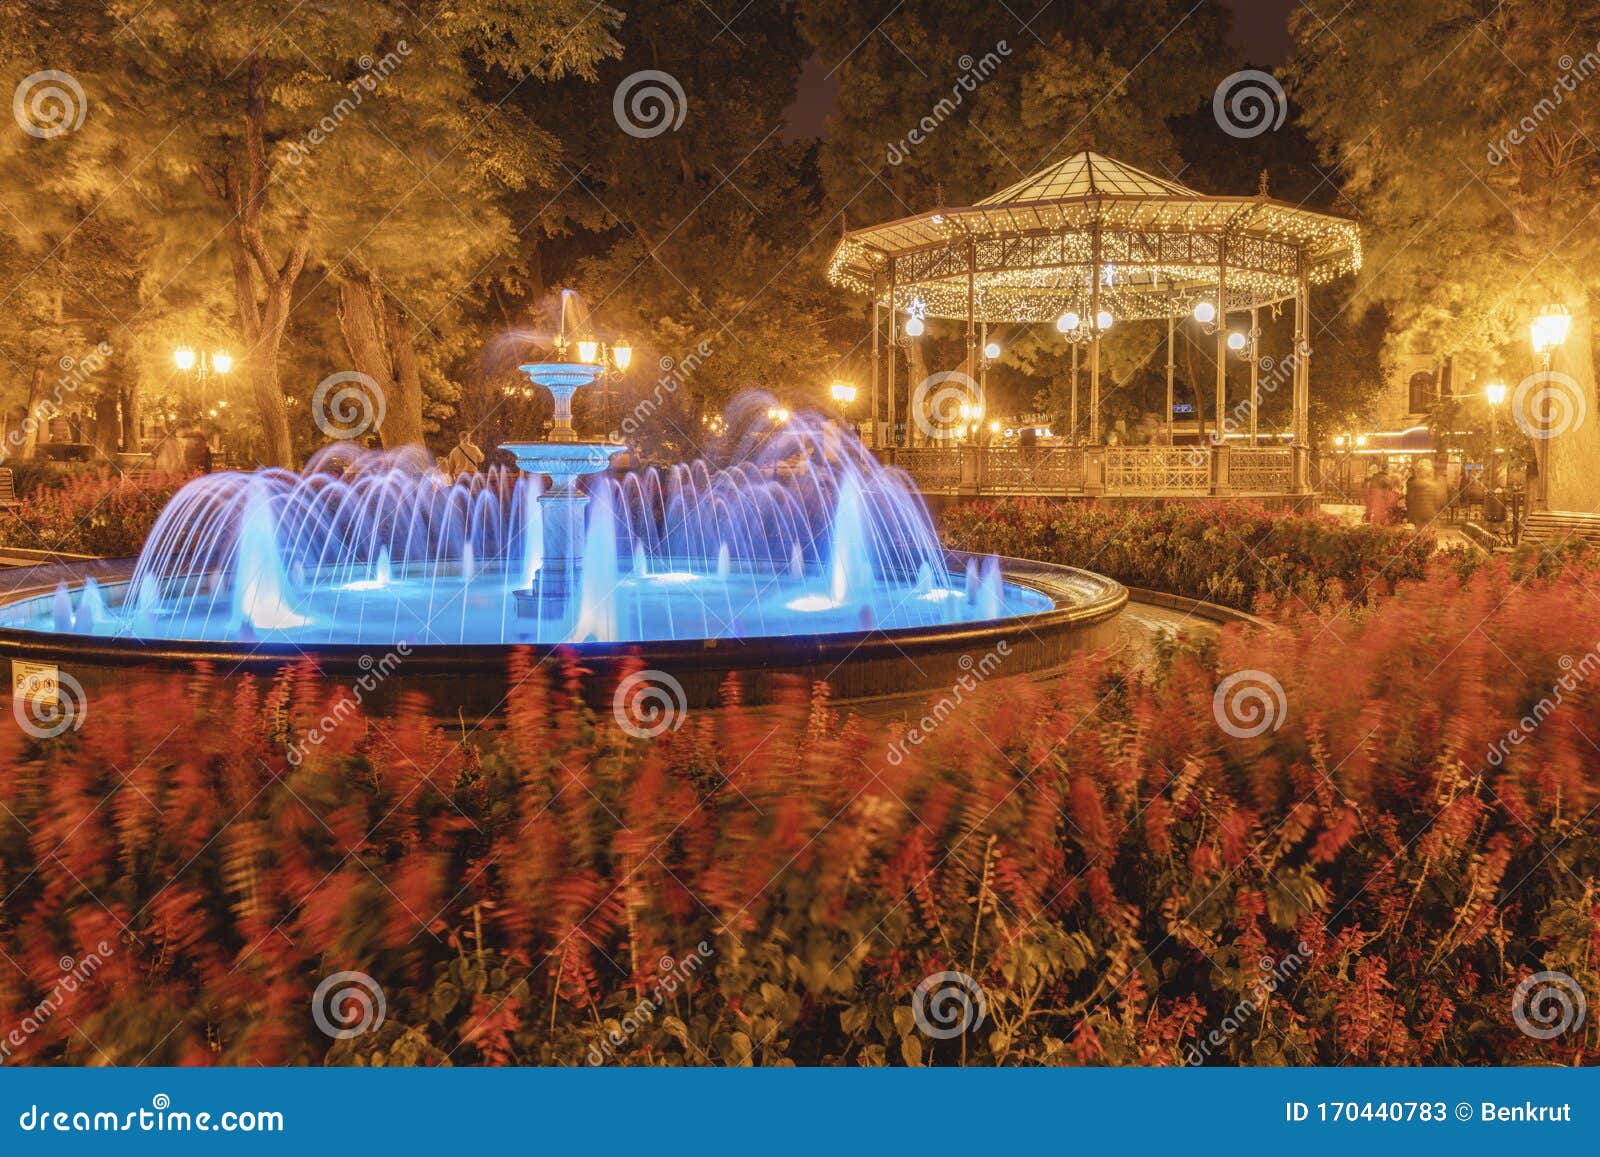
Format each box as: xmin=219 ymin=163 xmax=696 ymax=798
xmin=93 ymin=393 xmax=120 ymax=459
xmin=17 ymin=359 xmax=48 ymax=462
xmin=1541 ymin=298 xmax=1600 ymax=513
xmin=119 ymin=379 xmax=141 ymax=454
xmin=336 ymin=271 xmax=424 ymax=450
xmin=250 ymin=286 xmax=296 ymax=469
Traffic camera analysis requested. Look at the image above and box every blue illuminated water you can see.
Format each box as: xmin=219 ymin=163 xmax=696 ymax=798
xmin=0 ymin=395 xmax=1050 ymax=646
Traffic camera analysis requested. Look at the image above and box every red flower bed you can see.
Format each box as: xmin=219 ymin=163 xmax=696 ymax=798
xmin=0 ymin=557 xmax=1595 ymax=1065
xmin=2 ymin=470 xmax=194 ymax=556
xmin=939 ymin=498 xmax=1438 ymax=611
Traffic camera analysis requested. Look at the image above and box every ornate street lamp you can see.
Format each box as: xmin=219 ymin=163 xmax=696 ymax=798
xmin=1484 ymin=381 xmax=1507 ymax=498
xmin=174 ymin=347 xmax=233 ymax=382
xmin=1530 ymin=304 xmax=1571 ymax=366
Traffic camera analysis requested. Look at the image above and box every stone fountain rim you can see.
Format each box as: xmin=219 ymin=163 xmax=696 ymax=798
xmin=0 ymin=551 xmax=1126 ymax=675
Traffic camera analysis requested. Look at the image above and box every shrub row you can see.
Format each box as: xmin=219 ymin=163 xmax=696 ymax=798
xmin=938 ymin=498 xmax=1439 ymax=611
xmin=1 ymin=470 xmax=193 ymax=556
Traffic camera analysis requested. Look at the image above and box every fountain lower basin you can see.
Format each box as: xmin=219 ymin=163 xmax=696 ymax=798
xmin=0 ymin=552 xmax=1126 ymax=710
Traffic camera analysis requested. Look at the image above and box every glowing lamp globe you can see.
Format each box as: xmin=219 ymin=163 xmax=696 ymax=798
xmin=1227 ymin=331 xmax=1247 ymax=352
xmin=1096 ymin=311 xmax=1113 ymax=331
xmin=1056 ymin=311 xmax=1079 ymax=333
xmin=1193 ymin=301 xmax=1216 ymax=324
xmin=1531 ymin=305 xmax=1571 ymax=355
xmin=904 ymin=315 xmax=925 ymax=337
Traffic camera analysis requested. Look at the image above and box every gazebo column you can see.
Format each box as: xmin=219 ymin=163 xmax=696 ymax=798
xmin=869 ymin=279 xmax=881 ymax=450
xmin=1212 ymin=237 xmax=1230 ymax=496
xmin=1089 ymin=221 xmax=1102 ymax=445
xmin=1249 ymin=306 xmax=1259 ymax=447
xmin=1293 ymin=273 xmax=1311 ymax=493
xmin=887 ymin=259 xmax=898 ymax=451
xmin=1070 ymin=342 xmax=1079 ymax=444
xmin=1165 ymin=316 xmax=1175 ymax=444
xmin=965 ymin=238 xmax=977 ymax=414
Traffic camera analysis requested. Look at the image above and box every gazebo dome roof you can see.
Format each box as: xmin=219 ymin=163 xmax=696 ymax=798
xmin=976 ymin=151 xmax=1199 ymax=203
xmin=826 ymin=149 xmax=1361 ymax=324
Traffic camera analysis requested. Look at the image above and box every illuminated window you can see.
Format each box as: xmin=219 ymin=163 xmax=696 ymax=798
xmin=1408 ymin=371 xmax=1436 ymax=413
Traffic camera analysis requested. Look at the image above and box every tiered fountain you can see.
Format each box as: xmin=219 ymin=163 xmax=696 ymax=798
xmin=0 ymin=297 xmax=1127 ymax=710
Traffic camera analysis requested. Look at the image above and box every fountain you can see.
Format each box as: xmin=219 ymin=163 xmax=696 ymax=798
xmin=0 ymin=390 xmax=1127 ymax=710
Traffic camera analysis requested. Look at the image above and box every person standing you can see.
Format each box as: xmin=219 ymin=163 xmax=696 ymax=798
xmin=445 ymin=428 xmax=484 ymax=476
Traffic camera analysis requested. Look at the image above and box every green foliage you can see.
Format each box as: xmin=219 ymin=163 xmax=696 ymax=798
xmin=939 ymin=498 xmax=1435 ymax=611
xmin=2 ymin=469 xmax=192 ymax=555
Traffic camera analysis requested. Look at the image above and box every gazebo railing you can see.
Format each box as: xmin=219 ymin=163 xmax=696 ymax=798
xmin=978 ymin=447 xmax=1083 ymax=492
xmin=1102 ymin=446 xmax=1209 ymax=493
xmin=1229 ymin=446 xmax=1294 ymax=492
xmin=892 ymin=447 xmax=964 ymax=492
xmin=878 ymin=444 xmax=1304 ymax=497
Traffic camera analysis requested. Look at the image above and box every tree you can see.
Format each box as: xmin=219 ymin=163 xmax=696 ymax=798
xmin=1291 ymin=0 xmax=1600 ymax=511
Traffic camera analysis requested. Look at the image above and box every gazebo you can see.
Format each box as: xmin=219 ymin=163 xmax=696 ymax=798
xmin=826 ymin=151 xmax=1361 ymax=497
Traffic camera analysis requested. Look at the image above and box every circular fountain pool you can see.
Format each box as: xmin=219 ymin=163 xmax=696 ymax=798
xmin=0 ymin=397 xmax=1126 ymax=709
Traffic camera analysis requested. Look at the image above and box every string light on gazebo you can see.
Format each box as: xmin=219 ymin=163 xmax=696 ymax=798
xmin=830 ymin=149 xmax=1360 ymax=479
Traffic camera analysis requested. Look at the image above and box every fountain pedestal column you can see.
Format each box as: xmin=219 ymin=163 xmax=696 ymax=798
xmin=503 ymin=362 xmax=622 ymax=617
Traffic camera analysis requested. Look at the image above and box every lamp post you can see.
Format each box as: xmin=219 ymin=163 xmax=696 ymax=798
xmin=174 ymin=347 xmax=233 ymax=383
xmin=573 ymin=337 xmax=631 ymax=433
xmin=1484 ymin=381 xmax=1507 ymax=492
xmin=1529 ymin=304 xmax=1571 ymax=508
